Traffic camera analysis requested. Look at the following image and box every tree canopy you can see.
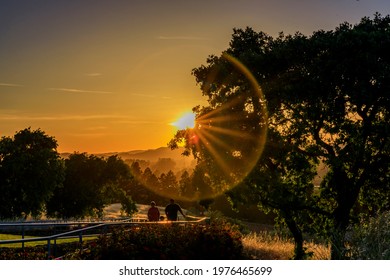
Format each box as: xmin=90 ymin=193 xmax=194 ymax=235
xmin=169 ymin=13 xmax=390 ymax=259
xmin=0 ymin=128 xmax=64 ymax=219
xmin=47 ymin=153 xmax=136 ymax=219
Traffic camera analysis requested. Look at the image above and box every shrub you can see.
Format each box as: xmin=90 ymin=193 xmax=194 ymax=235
xmin=347 ymin=211 xmax=390 ymax=260
xmin=0 ymin=247 xmax=47 ymax=260
xmin=0 ymin=242 xmax=81 ymax=260
xmin=67 ymin=222 xmax=244 ymax=260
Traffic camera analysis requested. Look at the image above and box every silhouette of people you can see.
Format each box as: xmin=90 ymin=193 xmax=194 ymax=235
xmin=147 ymin=201 xmax=160 ymax=222
xmin=165 ymin=199 xmax=186 ymax=221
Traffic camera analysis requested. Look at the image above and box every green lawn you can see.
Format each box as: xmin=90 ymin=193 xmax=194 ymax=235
xmin=0 ymin=233 xmax=96 ymax=248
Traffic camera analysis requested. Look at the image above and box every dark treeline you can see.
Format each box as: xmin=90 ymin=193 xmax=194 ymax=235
xmin=0 ymin=128 xmax=137 ymax=220
xmin=0 ymin=127 xmax=225 ymax=220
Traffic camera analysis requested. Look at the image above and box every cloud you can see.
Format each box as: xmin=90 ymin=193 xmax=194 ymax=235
xmin=157 ymin=35 xmax=208 ymax=41
xmin=111 ymin=119 xmax=162 ymax=125
xmin=0 ymin=82 xmax=24 ymax=87
xmin=0 ymin=113 xmax=129 ymax=121
xmin=48 ymin=87 xmax=113 ymax=94
xmin=0 ymin=113 xmax=164 ymax=126
xmin=131 ymin=93 xmax=172 ymax=99
xmin=85 ymin=73 xmax=102 ymax=77
xmin=85 ymin=126 xmax=108 ymax=131
xmin=131 ymin=93 xmax=156 ymax=98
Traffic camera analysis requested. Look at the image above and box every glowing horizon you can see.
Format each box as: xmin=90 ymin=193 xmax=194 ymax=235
xmin=1 ymin=1 xmax=387 ymax=153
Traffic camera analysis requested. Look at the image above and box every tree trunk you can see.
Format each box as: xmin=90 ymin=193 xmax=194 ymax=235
xmin=330 ymin=224 xmax=347 ymax=260
xmin=282 ymin=211 xmax=306 ymax=260
xmin=330 ymin=169 xmax=360 ymax=259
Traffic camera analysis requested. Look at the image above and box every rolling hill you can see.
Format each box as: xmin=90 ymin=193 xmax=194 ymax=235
xmin=61 ymin=147 xmax=197 ymax=173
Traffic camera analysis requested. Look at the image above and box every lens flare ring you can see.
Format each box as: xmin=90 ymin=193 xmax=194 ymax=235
xmin=139 ymin=53 xmax=268 ymax=202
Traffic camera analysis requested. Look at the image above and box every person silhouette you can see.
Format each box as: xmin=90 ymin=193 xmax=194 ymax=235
xmin=165 ymin=199 xmax=186 ymax=221
xmin=147 ymin=201 xmax=160 ymax=222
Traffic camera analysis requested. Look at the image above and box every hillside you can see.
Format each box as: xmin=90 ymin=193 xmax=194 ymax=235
xmin=61 ymin=147 xmax=197 ymax=173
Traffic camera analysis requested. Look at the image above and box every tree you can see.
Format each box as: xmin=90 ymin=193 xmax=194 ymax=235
xmin=191 ymin=164 xmax=213 ymax=201
xmin=179 ymin=170 xmax=194 ymax=198
xmin=255 ymin=15 xmax=390 ymax=259
xmin=151 ymin=158 xmax=176 ymax=175
xmin=124 ymin=161 xmax=149 ymax=203
xmin=47 ymin=153 xmax=136 ymax=219
xmin=141 ymin=167 xmax=160 ymax=192
xmin=159 ymin=170 xmax=179 ymax=198
xmin=130 ymin=161 xmax=143 ymax=178
xmin=170 ymin=14 xmax=390 ymax=259
xmin=0 ymin=128 xmax=64 ymax=219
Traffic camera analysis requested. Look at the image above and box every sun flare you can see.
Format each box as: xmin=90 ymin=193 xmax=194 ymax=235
xmin=171 ymin=112 xmax=196 ymax=130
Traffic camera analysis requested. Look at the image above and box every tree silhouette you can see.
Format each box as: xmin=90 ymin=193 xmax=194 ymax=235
xmin=0 ymin=128 xmax=64 ymax=219
xmin=170 ymin=14 xmax=390 ymax=259
xmin=47 ymin=153 xmax=136 ymax=219
xmin=159 ymin=170 xmax=179 ymax=198
xmin=179 ymin=170 xmax=194 ymax=198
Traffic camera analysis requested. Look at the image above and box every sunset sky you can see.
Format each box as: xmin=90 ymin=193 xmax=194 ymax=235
xmin=1 ymin=0 xmax=389 ymax=153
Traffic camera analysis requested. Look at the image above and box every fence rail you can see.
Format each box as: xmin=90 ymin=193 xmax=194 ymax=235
xmin=0 ymin=217 xmax=209 ymax=259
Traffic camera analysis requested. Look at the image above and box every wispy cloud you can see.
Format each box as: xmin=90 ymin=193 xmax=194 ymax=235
xmin=111 ymin=119 xmax=163 ymax=125
xmin=85 ymin=126 xmax=108 ymax=131
xmin=157 ymin=35 xmax=208 ymax=41
xmin=0 ymin=113 xmax=164 ymax=126
xmin=85 ymin=73 xmax=102 ymax=77
xmin=0 ymin=82 xmax=24 ymax=87
xmin=131 ymin=93 xmax=172 ymax=99
xmin=131 ymin=93 xmax=156 ymax=98
xmin=0 ymin=114 xmax=129 ymax=121
xmin=48 ymin=87 xmax=113 ymax=94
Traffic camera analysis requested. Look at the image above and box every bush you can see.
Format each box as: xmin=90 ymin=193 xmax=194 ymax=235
xmin=0 ymin=242 xmax=82 ymax=260
xmin=67 ymin=222 xmax=244 ymax=260
xmin=347 ymin=211 xmax=390 ymax=260
xmin=0 ymin=247 xmax=47 ymax=260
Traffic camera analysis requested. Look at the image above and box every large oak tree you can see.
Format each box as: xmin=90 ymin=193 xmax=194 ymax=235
xmin=170 ymin=14 xmax=390 ymax=259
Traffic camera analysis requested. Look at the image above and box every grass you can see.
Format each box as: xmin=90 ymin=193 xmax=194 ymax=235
xmin=1 ymin=230 xmax=330 ymax=259
xmin=0 ymin=233 xmax=96 ymax=248
xmin=242 ymin=232 xmax=330 ymax=260
xmin=1 ymin=205 xmax=331 ymax=259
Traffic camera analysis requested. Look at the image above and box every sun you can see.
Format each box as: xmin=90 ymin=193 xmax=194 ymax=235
xmin=171 ymin=112 xmax=196 ymax=130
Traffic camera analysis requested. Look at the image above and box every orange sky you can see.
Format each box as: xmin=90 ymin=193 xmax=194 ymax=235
xmin=1 ymin=0 xmax=389 ymax=153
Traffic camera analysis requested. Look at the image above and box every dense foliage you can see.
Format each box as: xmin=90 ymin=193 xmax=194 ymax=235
xmin=170 ymin=14 xmax=390 ymax=259
xmin=0 ymin=128 xmax=136 ymax=220
xmin=67 ymin=222 xmax=244 ymax=260
xmin=0 ymin=128 xmax=64 ymax=219
xmin=125 ymin=161 xmax=215 ymax=208
xmin=47 ymin=153 xmax=137 ymax=219
xmin=0 ymin=242 xmax=81 ymax=260
xmin=347 ymin=211 xmax=390 ymax=259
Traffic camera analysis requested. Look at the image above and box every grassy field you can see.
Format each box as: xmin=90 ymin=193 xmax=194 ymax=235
xmin=0 ymin=233 xmax=96 ymax=248
xmin=73 ymin=204 xmax=333 ymax=259
xmin=1 ymin=232 xmax=330 ymax=259
xmin=242 ymin=232 xmax=330 ymax=260
xmin=0 ymin=204 xmax=331 ymax=259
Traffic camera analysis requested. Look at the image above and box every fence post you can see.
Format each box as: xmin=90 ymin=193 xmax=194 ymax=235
xmin=21 ymin=225 xmax=25 ymax=250
xmin=47 ymin=239 xmax=51 ymax=259
xmin=79 ymin=225 xmax=83 ymax=254
xmin=53 ymin=225 xmax=57 ymax=257
xmin=53 ymin=238 xmax=57 ymax=257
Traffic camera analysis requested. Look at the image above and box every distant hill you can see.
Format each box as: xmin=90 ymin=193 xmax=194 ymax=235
xmin=61 ymin=147 xmax=196 ymax=173
xmin=115 ymin=147 xmax=188 ymax=161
